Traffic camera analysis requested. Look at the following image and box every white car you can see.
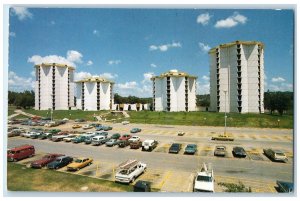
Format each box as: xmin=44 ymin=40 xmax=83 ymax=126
xmin=83 ymin=124 xmax=93 ymax=130
xmin=63 ymin=135 xmax=78 ymax=142
xmin=115 ymin=160 xmax=146 ymax=183
xmin=193 ymin=163 xmax=214 ymax=192
xmin=122 ymin=121 xmax=130 ymax=125
xmin=23 ymin=131 xmax=37 ymax=138
xmin=128 ymin=136 xmax=140 ymax=143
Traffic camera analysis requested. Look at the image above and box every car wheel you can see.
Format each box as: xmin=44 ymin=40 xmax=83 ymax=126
xmin=131 ymin=176 xmax=136 ymax=183
xmin=13 ymin=158 xmax=17 ymax=162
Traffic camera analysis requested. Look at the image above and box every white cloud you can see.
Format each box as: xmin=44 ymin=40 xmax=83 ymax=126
xmin=149 ymin=42 xmax=182 ymax=52
xmin=215 ymin=12 xmax=247 ymax=28
xmin=74 ymin=71 xmax=93 ymax=81
xmin=198 ymin=42 xmax=211 ymax=53
xmin=268 ymin=83 xmax=293 ymax=92
xmin=99 ymin=73 xmax=118 ymax=80
xmin=86 ymin=60 xmax=93 ymax=66
xmin=11 ymin=7 xmax=33 ymax=21
xmin=197 ymin=13 xmax=212 ymax=25
xmin=30 ymin=70 xmax=35 ymax=77
xmin=150 ymin=63 xmax=157 ymax=68
xmin=66 ymin=50 xmax=82 ymax=63
xmin=271 ymin=77 xmax=285 ymax=82
xmin=108 ymin=60 xmax=121 ymax=65
xmin=142 ymin=72 xmax=154 ymax=84
xmin=8 ymin=71 xmax=35 ymax=92
xmin=196 ymin=81 xmax=210 ymax=95
xmin=50 ymin=21 xmax=55 ymax=25
xmin=9 ymin=32 xmax=16 ymax=37
xmin=202 ymin=75 xmax=209 ymax=81
xmin=28 ymin=50 xmax=83 ymax=67
xmin=116 ymin=81 xmax=138 ymax=89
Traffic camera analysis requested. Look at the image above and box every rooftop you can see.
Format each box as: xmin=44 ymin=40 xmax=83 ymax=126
xmin=34 ymin=63 xmax=75 ymax=70
xmin=75 ymin=76 xmax=115 ymax=84
xmin=209 ymin=40 xmax=264 ymax=54
xmin=151 ymin=69 xmax=197 ymax=80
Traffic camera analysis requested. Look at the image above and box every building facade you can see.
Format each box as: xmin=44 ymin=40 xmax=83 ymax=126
xmin=151 ymin=70 xmax=197 ymax=112
xmin=75 ymin=77 xmax=114 ymax=111
xmin=34 ymin=63 xmax=75 ymax=110
xmin=209 ymin=41 xmax=264 ymax=113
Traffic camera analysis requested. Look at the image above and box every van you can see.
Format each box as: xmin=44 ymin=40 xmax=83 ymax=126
xmin=91 ymin=136 xmax=108 ymax=146
xmin=7 ymin=145 xmax=35 ymax=162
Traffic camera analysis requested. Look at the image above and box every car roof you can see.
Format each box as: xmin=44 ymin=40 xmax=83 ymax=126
xmin=273 ymin=150 xmax=285 ymax=154
xmin=56 ymin=156 xmax=70 ymax=159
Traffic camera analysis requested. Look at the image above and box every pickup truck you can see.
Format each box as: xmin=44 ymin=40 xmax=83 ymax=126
xmin=263 ymin=148 xmax=288 ymax=163
xmin=211 ymin=133 xmax=234 ymax=141
xmin=115 ymin=159 xmax=147 ymax=184
xmin=193 ymin=163 xmax=214 ymax=192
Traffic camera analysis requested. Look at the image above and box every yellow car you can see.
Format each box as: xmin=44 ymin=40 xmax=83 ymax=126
xmin=72 ymin=124 xmax=82 ymax=129
xmin=67 ymin=157 xmax=93 ymax=171
xmin=211 ymin=133 xmax=234 ymax=141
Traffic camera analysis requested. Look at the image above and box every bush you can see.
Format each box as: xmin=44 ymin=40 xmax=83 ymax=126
xmin=218 ymin=181 xmax=252 ymax=192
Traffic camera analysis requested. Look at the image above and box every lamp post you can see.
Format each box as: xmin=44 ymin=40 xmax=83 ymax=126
xmin=50 ymin=108 xmax=53 ymax=122
xmin=224 ymin=90 xmax=227 ymax=135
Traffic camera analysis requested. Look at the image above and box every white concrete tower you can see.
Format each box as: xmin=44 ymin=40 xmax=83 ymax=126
xmin=75 ymin=77 xmax=114 ymax=111
xmin=151 ymin=70 xmax=197 ymax=112
xmin=209 ymin=41 xmax=264 ymax=113
xmin=34 ymin=63 xmax=75 ymax=110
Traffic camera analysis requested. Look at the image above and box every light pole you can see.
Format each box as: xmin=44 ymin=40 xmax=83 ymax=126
xmin=50 ymin=108 xmax=53 ymax=122
xmin=224 ymin=90 xmax=227 ymax=135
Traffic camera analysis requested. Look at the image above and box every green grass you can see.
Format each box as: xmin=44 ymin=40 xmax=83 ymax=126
xmin=127 ymin=111 xmax=293 ymax=129
xmin=7 ymin=163 xmax=132 ymax=192
xmin=8 ymin=106 xmax=17 ymax=116
xmin=22 ymin=109 xmax=110 ymax=121
xmin=12 ymin=114 xmax=30 ymax=119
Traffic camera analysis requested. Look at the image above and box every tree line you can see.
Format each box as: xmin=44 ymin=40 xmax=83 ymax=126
xmin=8 ymin=90 xmax=35 ymax=109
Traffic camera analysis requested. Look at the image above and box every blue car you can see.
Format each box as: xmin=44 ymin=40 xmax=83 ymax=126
xmin=95 ymin=125 xmax=103 ymax=131
xmin=130 ymin=128 xmax=142 ymax=133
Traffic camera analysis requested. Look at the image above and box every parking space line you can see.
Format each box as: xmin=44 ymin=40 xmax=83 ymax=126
xmin=157 ymin=171 xmax=172 ymax=189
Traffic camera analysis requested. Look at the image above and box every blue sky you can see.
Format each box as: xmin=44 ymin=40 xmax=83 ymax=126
xmin=8 ymin=7 xmax=294 ymax=97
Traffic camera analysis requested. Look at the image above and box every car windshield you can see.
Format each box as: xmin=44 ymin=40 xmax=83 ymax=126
xmin=197 ymin=176 xmax=212 ymax=182
xmin=56 ymin=159 xmax=62 ymax=162
xmin=43 ymin=155 xmax=51 ymax=159
xmin=276 ymin=152 xmax=286 ymax=156
xmin=217 ymin=147 xmax=225 ymax=150
xmin=7 ymin=150 xmax=15 ymax=154
xmin=187 ymin=145 xmax=195 ymax=148
xmin=75 ymin=159 xmax=83 ymax=163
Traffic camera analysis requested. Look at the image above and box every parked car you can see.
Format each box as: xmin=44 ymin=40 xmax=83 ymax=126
xmin=47 ymin=129 xmax=61 ymax=134
xmin=118 ymin=140 xmax=130 ymax=148
xmin=72 ymin=135 xmax=88 ymax=143
xmin=232 ymin=147 xmax=247 ymax=158
xmin=110 ymin=133 xmax=121 ymax=139
xmin=30 ymin=132 xmax=43 ymax=139
xmin=47 ymin=156 xmax=73 ymax=169
xmin=128 ymin=136 xmax=140 ymax=143
xmin=95 ymin=131 xmax=108 ymax=137
xmin=184 ymin=144 xmax=197 ymax=155
xmin=276 ymin=181 xmax=293 ymax=193
xmin=214 ymin=146 xmax=226 ymax=157
xmin=63 ymin=135 xmax=78 ymax=142
xmin=23 ymin=131 xmax=37 ymax=138
xmin=115 ymin=160 xmax=146 ymax=183
xmin=30 ymin=154 xmax=64 ymax=168
xmin=193 ymin=163 xmax=214 ymax=192
xmin=211 ymin=133 xmax=234 ymax=141
xmin=91 ymin=135 xmax=108 ymax=146
xmin=177 ymin=131 xmax=185 ymax=136
xmin=169 ymin=143 xmax=182 ymax=154
xmin=84 ymin=136 xmax=93 ymax=144
xmin=8 ymin=130 xmax=22 ymax=137
xmin=130 ymin=128 xmax=142 ymax=133
xmin=90 ymin=123 xmax=101 ymax=128
xmin=83 ymin=124 xmax=93 ymax=130
xmin=130 ymin=141 xmax=142 ymax=149
xmin=67 ymin=157 xmax=93 ymax=171
xmin=103 ymin=126 xmax=113 ymax=131
xmin=119 ymin=134 xmax=132 ymax=141
xmin=133 ymin=180 xmax=151 ymax=192
xmin=263 ymin=149 xmax=288 ymax=163
xmin=38 ymin=133 xmax=53 ymax=140
xmin=122 ymin=121 xmax=130 ymax=125
xmin=105 ymin=139 xmax=120 ymax=147
xmin=142 ymin=140 xmax=158 ymax=152
xmin=7 ymin=145 xmax=35 ymax=162
xmin=52 ymin=134 xmax=69 ymax=142
xmin=74 ymin=119 xmax=86 ymax=122
xmin=72 ymin=124 xmax=82 ymax=129
xmin=94 ymin=125 xmax=102 ymax=131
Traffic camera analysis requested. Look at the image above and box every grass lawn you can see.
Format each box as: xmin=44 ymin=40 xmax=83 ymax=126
xmin=7 ymin=163 xmax=132 ymax=192
xmin=12 ymin=114 xmax=30 ymax=119
xmin=128 ymin=111 xmax=293 ymax=129
xmin=8 ymin=106 xmax=17 ymax=116
xmin=22 ymin=109 xmax=110 ymax=121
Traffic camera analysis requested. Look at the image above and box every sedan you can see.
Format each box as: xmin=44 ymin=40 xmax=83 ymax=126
xmin=184 ymin=144 xmax=197 ymax=155
xmin=82 ymin=124 xmax=93 ymax=130
xmin=214 ymin=146 xmax=226 ymax=157
xmin=119 ymin=134 xmax=132 ymax=141
xmin=72 ymin=124 xmax=82 ymax=129
xmin=232 ymin=147 xmax=247 ymax=158
xmin=105 ymin=139 xmax=119 ymax=147
xmin=130 ymin=128 xmax=142 ymax=133
xmin=95 ymin=125 xmax=103 ymax=131
xmin=67 ymin=157 xmax=93 ymax=171
xmin=169 ymin=143 xmax=182 ymax=154
xmin=47 ymin=156 xmax=73 ymax=169
xmin=30 ymin=154 xmax=64 ymax=168
xmin=103 ymin=126 xmax=113 ymax=131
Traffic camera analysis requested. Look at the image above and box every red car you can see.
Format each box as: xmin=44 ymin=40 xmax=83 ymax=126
xmin=30 ymin=153 xmax=64 ymax=168
xmin=119 ymin=134 xmax=132 ymax=141
xmin=57 ymin=131 xmax=69 ymax=135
